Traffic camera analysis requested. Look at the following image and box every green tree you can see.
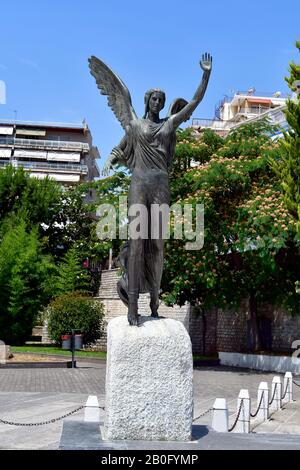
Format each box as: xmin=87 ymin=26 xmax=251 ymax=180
xmin=55 ymin=246 xmax=90 ymax=295
xmin=271 ymin=41 xmax=300 ymax=231
xmin=0 ymin=220 xmax=56 ymax=344
xmin=162 ymin=120 xmax=300 ymax=352
xmin=0 ymin=165 xmax=61 ymax=229
xmin=47 ymin=292 xmax=104 ymax=345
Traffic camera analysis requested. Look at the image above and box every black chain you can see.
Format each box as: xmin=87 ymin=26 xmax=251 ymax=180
xmin=228 ymin=399 xmax=244 ymax=432
xmin=250 ymin=391 xmax=265 ymax=418
xmin=281 ymin=380 xmax=290 ymax=400
xmin=268 ymin=382 xmax=278 ymax=406
xmin=0 ymin=405 xmax=85 ymax=426
xmin=193 ymin=408 xmax=212 ymax=422
xmin=293 ymin=380 xmax=300 ymax=388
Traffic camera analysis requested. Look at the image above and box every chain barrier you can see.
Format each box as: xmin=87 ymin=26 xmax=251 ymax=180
xmin=250 ymin=391 xmax=265 ymax=418
xmin=281 ymin=380 xmax=290 ymax=400
xmin=293 ymin=380 xmax=300 ymax=388
xmin=228 ymin=399 xmax=244 ymax=432
xmin=0 ymin=405 xmax=105 ymax=427
xmin=268 ymin=382 xmax=278 ymax=406
xmin=192 ymin=408 xmax=212 ymax=422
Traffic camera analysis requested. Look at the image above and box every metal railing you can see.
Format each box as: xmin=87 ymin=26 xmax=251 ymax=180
xmin=0 ymin=136 xmax=89 ymax=151
xmin=191 ymin=118 xmax=236 ymax=129
xmin=192 ymin=104 xmax=287 ymax=131
xmin=236 ymin=107 xmax=271 ymax=115
xmin=235 ymin=91 xmax=288 ymax=99
xmin=0 ymin=160 xmax=88 ymax=174
xmin=0 ymin=118 xmax=86 ymax=129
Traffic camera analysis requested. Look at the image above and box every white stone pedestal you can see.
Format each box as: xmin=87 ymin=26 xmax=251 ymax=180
xmin=104 ymin=316 xmax=193 ymax=441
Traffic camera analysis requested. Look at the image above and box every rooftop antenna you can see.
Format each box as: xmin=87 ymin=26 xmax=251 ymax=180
xmin=82 ymin=117 xmax=88 ymax=132
xmin=14 ymin=110 xmax=18 ymax=122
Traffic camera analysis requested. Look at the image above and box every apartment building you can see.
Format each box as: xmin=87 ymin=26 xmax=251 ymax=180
xmin=0 ymin=119 xmax=100 ymax=183
xmin=191 ymin=88 xmax=288 ymax=136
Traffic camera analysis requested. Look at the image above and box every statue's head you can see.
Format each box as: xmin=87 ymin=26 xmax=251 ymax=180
xmin=143 ymin=89 xmax=166 ymax=118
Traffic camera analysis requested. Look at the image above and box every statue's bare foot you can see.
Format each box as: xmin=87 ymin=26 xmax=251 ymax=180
xmin=150 ymin=298 xmax=159 ymax=318
xmin=128 ymin=300 xmax=139 ymax=326
xmin=128 ymin=312 xmax=139 ymax=325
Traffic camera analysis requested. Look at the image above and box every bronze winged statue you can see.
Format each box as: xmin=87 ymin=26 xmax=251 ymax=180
xmin=89 ymin=53 xmax=212 ymax=325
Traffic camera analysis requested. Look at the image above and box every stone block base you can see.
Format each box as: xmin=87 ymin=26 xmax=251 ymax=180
xmin=104 ymin=316 xmax=193 ymax=441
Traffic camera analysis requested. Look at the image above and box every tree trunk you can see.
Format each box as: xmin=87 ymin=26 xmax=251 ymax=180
xmin=249 ymin=293 xmax=260 ymax=352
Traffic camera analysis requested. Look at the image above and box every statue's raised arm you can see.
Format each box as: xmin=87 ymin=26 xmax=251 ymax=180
xmin=169 ymin=53 xmax=212 ymax=129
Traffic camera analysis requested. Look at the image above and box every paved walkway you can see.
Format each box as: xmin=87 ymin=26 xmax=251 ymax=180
xmin=0 ymin=362 xmax=299 ymax=449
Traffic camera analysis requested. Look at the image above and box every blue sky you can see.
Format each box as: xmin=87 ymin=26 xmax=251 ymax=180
xmin=0 ymin=0 xmax=299 ymax=170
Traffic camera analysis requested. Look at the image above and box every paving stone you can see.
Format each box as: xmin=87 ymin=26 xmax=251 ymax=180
xmin=0 ymin=362 xmax=299 ymax=449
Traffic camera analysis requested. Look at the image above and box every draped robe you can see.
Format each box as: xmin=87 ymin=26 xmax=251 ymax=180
xmin=116 ymin=117 xmax=177 ymax=304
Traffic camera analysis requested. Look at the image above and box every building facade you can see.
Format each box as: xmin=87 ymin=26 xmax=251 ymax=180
xmin=0 ymin=119 xmax=100 ymax=183
xmin=191 ymin=89 xmax=288 ymax=137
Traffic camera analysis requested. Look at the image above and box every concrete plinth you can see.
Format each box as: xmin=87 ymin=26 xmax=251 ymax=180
xmin=104 ymin=316 xmax=193 ymax=441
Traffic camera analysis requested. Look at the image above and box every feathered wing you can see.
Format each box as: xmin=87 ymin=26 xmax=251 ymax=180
xmin=88 ymin=56 xmax=137 ymax=129
xmin=167 ymin=98 xmax=189 ymax=120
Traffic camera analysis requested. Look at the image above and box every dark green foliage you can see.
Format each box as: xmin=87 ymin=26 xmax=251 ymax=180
xmin=0 ymin=165 xmax=61 ymax=228
xmin=0 ymin=220 xmax=57 ymax=344
xmin=54 ymin=246 xmax=91 ymax=295
xmin=47 ymin=292 xmax=104 ymax=345
xmin=271 ymin=41 xmax=300 ymax=231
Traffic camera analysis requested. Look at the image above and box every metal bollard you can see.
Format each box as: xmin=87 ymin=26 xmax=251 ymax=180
xmin=270 ymin=376 xmax=282 ymax=411
xmin=234 ymin=389 xmax=250 ymax=433
xmin=256 ymin=382 xmax=269 ymax=422
xmin=84 ymin=395 xmax=100 ymax=422
xmin=283 ymin=372 xmax=293 ymax=403
xmin=211 ymin=398 xmax=228 ymax=432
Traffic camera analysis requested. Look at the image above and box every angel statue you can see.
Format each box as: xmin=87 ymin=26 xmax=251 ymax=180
xmin=89 ymin=53 xmax=212 ymax=326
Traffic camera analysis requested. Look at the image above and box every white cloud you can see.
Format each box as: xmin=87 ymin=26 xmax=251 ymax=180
xmin=19 ymin=58 xmax=40 ymax=71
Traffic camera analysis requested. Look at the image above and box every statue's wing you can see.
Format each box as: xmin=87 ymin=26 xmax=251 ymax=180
xmin=167 ymin=98 xmax=189 ymax=120
xmin=88 ymin=56 xmax=137 ymax=129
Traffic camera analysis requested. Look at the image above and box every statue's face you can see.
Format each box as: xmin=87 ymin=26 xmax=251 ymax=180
xmin=149 ymin=92 xmax=165 ymax=114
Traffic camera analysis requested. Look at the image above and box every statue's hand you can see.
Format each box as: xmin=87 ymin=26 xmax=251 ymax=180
xmin=101 ymin=159 xmax=114 ymax=177
xmin=200 ymin=52 xmax=212 ymax=72
xmin=101 ymin=147 xmax=123 ymax=176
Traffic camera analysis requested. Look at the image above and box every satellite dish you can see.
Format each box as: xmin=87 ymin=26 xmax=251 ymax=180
xmin=273 ymin=91 xmax=281 ymax=97
xmin=247 ymin=87 xmax=255 ymax=95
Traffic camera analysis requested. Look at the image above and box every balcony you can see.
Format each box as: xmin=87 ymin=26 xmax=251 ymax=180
xmin=235 ymin=107 xmax=271 ymax=116
xmin=0 ymin=136 xmax=89 ymax=152
xmin=191 ymin=118 xmax=236 ymax=129
xmin=0 ymin=160 xmax=88 ymax=174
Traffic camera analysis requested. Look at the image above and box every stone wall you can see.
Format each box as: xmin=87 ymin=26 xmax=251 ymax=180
xmin=271 ymin=307 xmax=300 ymax=352
xmin=93 ymin=270 xmax=300 ymax=354
xmin=188 ymin=307 xmax=217 ymax=356
xmin=216 ymin=302 xmax=248 ymax=353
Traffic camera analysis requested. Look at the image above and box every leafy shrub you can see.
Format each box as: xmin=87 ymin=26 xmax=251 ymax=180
xmin=47 ymin=292 xmax=104 ymax=345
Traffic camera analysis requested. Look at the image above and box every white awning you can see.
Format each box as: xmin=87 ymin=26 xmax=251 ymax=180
xmin=16 ymin=128 xmax=46 ymax=136
xmin=0 ymin=126 xmax=14 ymax=135
xmin=14 ymin=149 xmax=47 ymax=159
xmin=47 ymin=152 xmax=81 ymax=163
xmin=0 ymin=148 xmax=11 ymax=158
xmin=31 ymin=172 xmax=80 ymax=182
